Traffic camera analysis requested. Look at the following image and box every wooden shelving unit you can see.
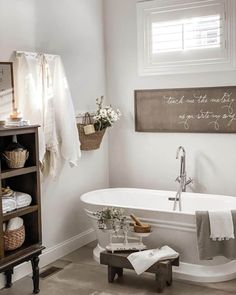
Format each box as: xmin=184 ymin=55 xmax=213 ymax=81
xmin=3 ymin=205 xmax=39 ymax=222
xmin=1 ymin=166 xmax=37 ymax=180
xmin=0 ymin=125 xmax=44 ymax=293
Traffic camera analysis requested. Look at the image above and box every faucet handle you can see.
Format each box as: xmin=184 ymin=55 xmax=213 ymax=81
xmin=175 ymin=176 xmax=181 ymax=183
xmin=186 ymin=177 xmax=193 ymax=185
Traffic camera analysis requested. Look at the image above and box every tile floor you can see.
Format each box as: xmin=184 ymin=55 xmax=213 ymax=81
xmin=1 ymin=241 xmax=236 ymax=295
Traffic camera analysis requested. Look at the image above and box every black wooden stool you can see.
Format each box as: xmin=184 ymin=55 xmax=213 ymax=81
xmin=100 ymin=251 xmax=179 ymax=293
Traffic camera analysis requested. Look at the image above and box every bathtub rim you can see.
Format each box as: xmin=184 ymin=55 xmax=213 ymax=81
xmin=80 ymin=187 xmax=236 ymax=216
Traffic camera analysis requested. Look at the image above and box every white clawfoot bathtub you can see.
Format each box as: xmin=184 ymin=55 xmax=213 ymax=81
xmin=81 ymin=188 xmax=236 ymax=283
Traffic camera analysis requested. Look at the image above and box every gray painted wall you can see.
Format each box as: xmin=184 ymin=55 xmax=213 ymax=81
xmin=0 ymin=0 xmax=109 ymax=251
xmin=104 ymin=0 xmax=236 ymax=197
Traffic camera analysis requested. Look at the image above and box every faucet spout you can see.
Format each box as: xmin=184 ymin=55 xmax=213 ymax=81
xmin=176 ymin=146 xmax=186 ymax=185
xmin=176 ymin=146 xmax=186 ymax=159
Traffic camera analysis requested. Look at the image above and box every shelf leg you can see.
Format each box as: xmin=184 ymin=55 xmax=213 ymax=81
xmin=31 ymin=255 xmax=40 ymax=294
xmin=4 ymin=268 xmax=13 ymax=288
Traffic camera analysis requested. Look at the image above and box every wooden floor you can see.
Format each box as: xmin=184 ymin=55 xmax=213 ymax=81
xmin=1 ymin=241 xmax=236 ymax=295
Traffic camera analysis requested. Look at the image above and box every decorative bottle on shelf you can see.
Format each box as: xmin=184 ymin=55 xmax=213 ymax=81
xmin=6 ymin=135 xmax=24 ymax=151
xmin=3 ymin=135 xmax=29 ymax=169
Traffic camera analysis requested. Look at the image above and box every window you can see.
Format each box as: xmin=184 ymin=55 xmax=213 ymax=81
xmin=152 ymin=15 xmax=221 ymax=53
xmin=137 ymin=0 xmax=236 ymax=75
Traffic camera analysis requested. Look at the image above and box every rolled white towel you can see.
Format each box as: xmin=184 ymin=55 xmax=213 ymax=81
xmin=7 ymin=217 xmax=24 ymax=231
xmin=15 ymin=191 xmax=32 ymax=208
xmin=2 ymin=198 xmax=17 ymax=213
xmin=208 ymin=210 xmax=235 ymax=241
xmin=127 ymin=246 xmax=179 ymax=275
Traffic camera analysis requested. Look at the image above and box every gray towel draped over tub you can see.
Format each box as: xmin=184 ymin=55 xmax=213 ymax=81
xmin=195 ymin=210 xmax=236 ymax=260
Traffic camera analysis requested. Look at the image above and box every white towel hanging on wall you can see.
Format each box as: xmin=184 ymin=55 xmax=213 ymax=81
xmin=15 ymin=51 xmax=46 ymax=161
xmin=15 ymin=51 xmax=81 ymax=177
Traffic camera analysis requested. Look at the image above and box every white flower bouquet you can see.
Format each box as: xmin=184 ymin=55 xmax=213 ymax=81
xmin=93 ymin=96 xmax=121 ymax=131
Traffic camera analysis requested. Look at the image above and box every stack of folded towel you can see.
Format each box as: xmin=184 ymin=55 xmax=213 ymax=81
xmin=2 ymin=198 xmax=17 ymax=214
xmin=15 ymin=192 xmax=32 ymax=209
xmin=2 ymin=189 xmax=32 ymax=214
xmin=2 ymin=187 xmax=16 ymax=214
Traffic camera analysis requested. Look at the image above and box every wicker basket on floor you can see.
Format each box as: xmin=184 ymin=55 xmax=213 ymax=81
xmin=4 ymin=226 xmax=25 ymax=251
xmin=77 ymin=124 xmax=106 ymax=151
xmin=3 ymin=149 xmax=29 ymax=169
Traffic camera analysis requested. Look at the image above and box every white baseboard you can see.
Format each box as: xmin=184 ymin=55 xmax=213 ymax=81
xmin=0 ymin=228 xmax=96 ymax=289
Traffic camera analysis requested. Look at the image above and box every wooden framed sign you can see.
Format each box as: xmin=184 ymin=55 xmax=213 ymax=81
xmin=0 ymin=62 xmax=14 ymax=119
xmin=135 ymin=87 xmax=236 ymax=133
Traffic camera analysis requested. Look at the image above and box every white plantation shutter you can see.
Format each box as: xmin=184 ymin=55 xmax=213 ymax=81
xmin=152 ymin=15 xmax=221 ymax=53
xmin=184 ymin=15 xmax=221 ymax=50
xmin=137 ymin=0 xmax=236 ymax=75
xmin=152 ymin=21 xmax=183 ymax=53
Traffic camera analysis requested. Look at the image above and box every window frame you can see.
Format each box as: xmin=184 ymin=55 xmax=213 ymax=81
xmin=137 ymin=0 xmax=236 ymax=76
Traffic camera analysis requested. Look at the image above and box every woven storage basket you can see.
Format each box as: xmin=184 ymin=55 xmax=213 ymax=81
xmin=78 ymin=124 xmax=106 ymax=151
xmin=4 ymin=225 xmax=25 ymax=251
xmin=3 ymin=149 xmax=29 ymax=169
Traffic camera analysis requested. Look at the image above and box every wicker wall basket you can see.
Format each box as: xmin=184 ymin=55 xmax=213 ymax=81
xmin=3 ymin=150 xmax=29 ymax=169
xmin=4 ymin=225 xmax=25 ymax=251
xmin=78 ymin=124 xmax=106 ymax=151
